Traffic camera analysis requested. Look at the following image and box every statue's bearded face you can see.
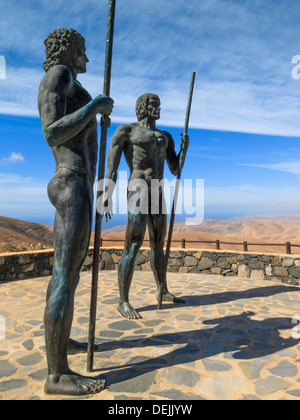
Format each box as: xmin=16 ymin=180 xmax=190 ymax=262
xmin=147 ymin=95 xmax=161 ymax=120
xmin=71 ymin=42 xmax=89 ymax=74
xmin=135 ymin=93 xmax=161 ymax=121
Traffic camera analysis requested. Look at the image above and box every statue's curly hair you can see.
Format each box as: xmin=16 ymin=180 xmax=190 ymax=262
xmin=135 ymin=93 xmax=160 ymax=121
xmin=43 ymin=28 xmax=85 ymax=72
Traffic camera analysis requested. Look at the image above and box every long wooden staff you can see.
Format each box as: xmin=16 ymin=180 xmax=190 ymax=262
xmin=87 ymin=0 xmax=116 ymax=372
xmin=157 ymin=72 xmax=196 ymax=310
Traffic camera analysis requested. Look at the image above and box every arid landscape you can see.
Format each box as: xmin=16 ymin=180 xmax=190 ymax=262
xmin=0 ymin=216 xmax=54 ymax=253
xmin=1 ymin=214 xmax=300 ymax=255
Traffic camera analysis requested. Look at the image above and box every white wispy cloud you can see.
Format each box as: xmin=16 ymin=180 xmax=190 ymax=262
xmin=242 ymin=161 xmax=300 ymax=177
xmin=0 ymin=172 xmax=33 ymax=184
xmin=0 ymin=66 xmax=43 ymax=118
xmin=0 ymin=172 xmax=53 ymax=221
xmin=204 ymin=183 xmax=300 ymax=216
xmin=1 ymin=0 xmax=300 ymax=136
xmin=0 ymin=152 xmax=25 ymax=165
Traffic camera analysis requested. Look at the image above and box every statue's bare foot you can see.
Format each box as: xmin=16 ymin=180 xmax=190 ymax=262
xmin=118 ymin=301 xmax=142 ymax=319
xmin=44 ymin=370 xmax=106 ymax=396
xmin=157 ymin=291 xmax=185 ymax=304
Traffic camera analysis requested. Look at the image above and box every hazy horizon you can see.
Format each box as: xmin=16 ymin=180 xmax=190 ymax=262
xmin=2 ymin=211 xmax=300 ymax=230
xmin=1 ymin=1 xmax=300 ymax=224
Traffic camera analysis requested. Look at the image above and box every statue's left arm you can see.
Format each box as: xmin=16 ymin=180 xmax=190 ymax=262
xmin=164 ymin=131 xmax=189 ymax=176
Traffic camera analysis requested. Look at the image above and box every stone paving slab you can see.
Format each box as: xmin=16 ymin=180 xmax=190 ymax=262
xmin=0 ymin=271 xmax=300 ymax=400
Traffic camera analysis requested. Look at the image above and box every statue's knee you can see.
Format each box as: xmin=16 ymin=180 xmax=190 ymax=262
xmin=47 ymin=270 xmax=79 ymax=301
xmin=123 ymin=240 xmax=142 ymax=259
xmin=132 ymin=239 xmax=143 ymax=253
xmin=149 ymin=239 xmax=164 ymax=251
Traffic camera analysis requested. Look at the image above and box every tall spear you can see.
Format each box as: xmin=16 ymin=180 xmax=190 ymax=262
xmin=87 ymin=0 xmax=116 ymax=372
xmin=157 ymin=72 xmax=196 ymax=310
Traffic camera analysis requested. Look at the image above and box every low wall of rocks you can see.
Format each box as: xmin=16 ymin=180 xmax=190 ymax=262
xmin=1 ymin=248 xmax=300 ymax=286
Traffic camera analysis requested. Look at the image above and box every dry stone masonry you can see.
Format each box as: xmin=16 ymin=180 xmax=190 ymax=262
xmin=1 ymin=248 xmax=300 ymax=287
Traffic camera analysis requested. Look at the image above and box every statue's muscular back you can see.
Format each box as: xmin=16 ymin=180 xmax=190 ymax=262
xmin=38 ymin=65 xmax=98 ymax=182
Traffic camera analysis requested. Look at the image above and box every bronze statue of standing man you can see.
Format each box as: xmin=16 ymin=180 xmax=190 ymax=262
xmin=104 ymin=93 xmax=188 ymax=319
xmin=38 ymin=28 xmax=113 ymax=396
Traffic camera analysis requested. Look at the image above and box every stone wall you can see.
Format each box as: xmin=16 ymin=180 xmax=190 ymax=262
xmin=1 ymin=248 xmax=300 ymax=286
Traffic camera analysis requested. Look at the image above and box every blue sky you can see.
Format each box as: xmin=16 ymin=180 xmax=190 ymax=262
xmin=1 ymin=0 xmax=300 ymax=227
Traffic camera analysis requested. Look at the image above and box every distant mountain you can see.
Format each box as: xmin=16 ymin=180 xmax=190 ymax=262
xmin=102 ymin=216 xmax=300 ymax=243
xmin=0 ymin=216 xmax=53 ymax=253
xmin=170 ymin=218 xmax=300 ymax=243
xmin=1 ymin=214 xmax=300 ymax=254
xmin=101 ymin=215 xmax=300 ymax=254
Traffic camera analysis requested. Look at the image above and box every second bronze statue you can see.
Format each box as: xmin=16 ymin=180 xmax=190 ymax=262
xmin=103 ymin=93 xmax=188 ymax=319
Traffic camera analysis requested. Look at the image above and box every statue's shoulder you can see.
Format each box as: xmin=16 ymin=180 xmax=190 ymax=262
xmin=115 ymin=123 xmax=135 ymax=135
xmin=41 ymin=65 xmax=73 ymax=91
xmin=128 ymin=122 xmax=144 ymax=132
xmin=160 ymin=130 xmax=172 ymax=140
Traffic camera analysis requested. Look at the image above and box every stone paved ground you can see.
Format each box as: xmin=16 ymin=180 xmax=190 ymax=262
xmin=0 ymin=271 xmax=300 ymax=400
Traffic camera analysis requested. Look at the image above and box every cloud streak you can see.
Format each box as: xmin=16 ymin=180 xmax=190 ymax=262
xmin=0 ymin=172 xmax=53 ymax=222
xmin=1 ymin=0 xmax=300 ymax=137
xmin=242 ymin=161 xmax=300 ymax=177
xmin=204 ymin=183 xmax=300 ymax=217
xmin=0 ymin=152 xmax=25 ymax=165
xmin=0 ymin=172 xmax=33 ymax=184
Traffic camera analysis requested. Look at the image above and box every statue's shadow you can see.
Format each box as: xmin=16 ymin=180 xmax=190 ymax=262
xmin=137 ymin=284 xmax=300 ymax=312
xmin=92 ymin=285 xmax=300 ymax=389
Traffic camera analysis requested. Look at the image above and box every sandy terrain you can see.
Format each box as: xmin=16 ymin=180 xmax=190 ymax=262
xmin=0 ymin=216 xmax=53 ymax=253
xmin=1 ymin=214 xmax=300 ymax=254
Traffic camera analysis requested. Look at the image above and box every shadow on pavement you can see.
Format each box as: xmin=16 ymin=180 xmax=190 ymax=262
xmin=93 ymin=310 xmax=299 ymax=388
xmin=137 ymin=284 xmax=300 ymax=313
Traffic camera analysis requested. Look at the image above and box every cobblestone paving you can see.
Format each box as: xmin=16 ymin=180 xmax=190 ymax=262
xmin=0 ymin=271 xmax=300 ymax=400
